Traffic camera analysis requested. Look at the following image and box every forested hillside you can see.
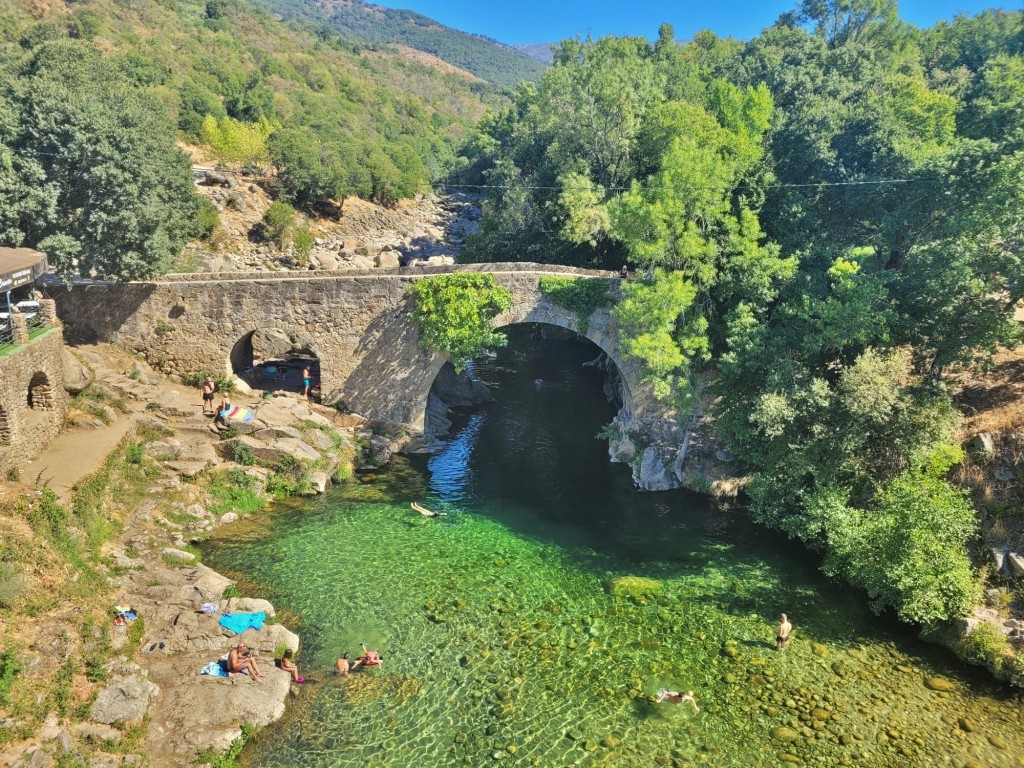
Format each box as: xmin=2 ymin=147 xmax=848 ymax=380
xmin=261 ymin=0 xmax=546 ymax=85
xmin=0 ymin=0 xmax=500 ymax=279
xmin=460 ymin=1 xmax=1024 ymax=663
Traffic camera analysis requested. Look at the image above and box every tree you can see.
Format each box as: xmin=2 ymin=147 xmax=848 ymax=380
xmin=14 ymin=41 xmax=205 ymax=280
xmin=407 ymin=274 xmax=512 ymax=371
xmin=199 ymin=115 xmax=273 ymax=168
xmin=614 ymin=269 xmax=710 ymax=411
xmin=270 ymin=127 xmax=346 ymax=209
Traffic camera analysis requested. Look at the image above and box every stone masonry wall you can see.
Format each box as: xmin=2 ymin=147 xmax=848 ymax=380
xmin=0 ymin=327 xmax=69 ymax=476
xmin=53 ymin=265 xmax=654 ymax=434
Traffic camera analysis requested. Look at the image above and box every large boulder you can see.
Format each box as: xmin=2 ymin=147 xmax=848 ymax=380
xmin=1009 ymin=552 xmax=1024 ymax=578
xmin=90 ymin=662 xmax=159 ymax=725
xmin=430 ymin=362 xmax=493 ymax=407
xmin=374 ymin=252 xmax=401 ymax=269
xmin=232 ymin=435 xmax=320 ymax=464
xmin=967 ymin=432 xmax=996 ymax=462
xmin=62 ymin=348 xmax=94 ymax=394
xmin=219 ymin=597 xmax=276 ymax=617
xmin=635 ymin=447 xmax=678 ymax=491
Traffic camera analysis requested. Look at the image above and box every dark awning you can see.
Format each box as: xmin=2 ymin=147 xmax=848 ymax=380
xmin=0 ymin=247 xmax=48 ymax=292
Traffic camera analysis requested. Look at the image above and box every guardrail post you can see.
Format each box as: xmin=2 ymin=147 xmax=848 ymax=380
xmin=11 ymin=311 xmax=28 ymax=345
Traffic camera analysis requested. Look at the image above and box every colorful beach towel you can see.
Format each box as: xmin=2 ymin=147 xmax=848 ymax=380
xmin=200 ymin=660 xmax=229 ymax=677
xmin=218 ymin=611 xmax=266 ymax=634
xmin=218 ymin=404 xmax=255 ymax=423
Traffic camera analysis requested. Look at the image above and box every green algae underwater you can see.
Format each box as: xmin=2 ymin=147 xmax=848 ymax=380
xmin=203 ymin=326 xmax=1024 ymax=768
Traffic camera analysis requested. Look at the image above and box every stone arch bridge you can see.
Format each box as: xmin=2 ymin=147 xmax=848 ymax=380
xmin=55 ymin=264 xmax=659 ymax=439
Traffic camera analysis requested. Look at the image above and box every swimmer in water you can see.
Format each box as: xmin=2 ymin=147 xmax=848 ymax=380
xmin=656 ymin=689 xmax=698 ymax=712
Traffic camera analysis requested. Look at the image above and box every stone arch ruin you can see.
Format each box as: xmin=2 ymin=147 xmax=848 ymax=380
xmin=27 ymin=371 xmax=54 ymax=410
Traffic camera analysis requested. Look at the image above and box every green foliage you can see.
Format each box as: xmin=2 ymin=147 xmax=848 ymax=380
xmin=206 ymin=469 xmax=266 ymax=517
xmin=958 ymin=623 xmax=1010 ymax=668
xmin=200 ymin=115 xmax=273 ymax=168
xmin=196 ymin=723 xmax=259 ymax=768
xmin=180 ymin=371 xmax=237 ymax=395
xmin=614 ymin=269 xmax=709 ymax=412
xmin=538 ymin=277 xmax=611 ymax=334
xmin=801 ymin=468 xmax=978 ymax=625
xmin=292 ymin=222 xmax=314 ymax=265
xmin=261 ymin=202 xmax=298 ymax=250
xmin=0 ymin=647 xmax=21 ymax=705
xmin=221 ymin=440 xmax=256 ymax=467
xmin=1 ymin=41 xmax=206 ymax=281
xmin=407 ymin=274 xmax=512 ymax=371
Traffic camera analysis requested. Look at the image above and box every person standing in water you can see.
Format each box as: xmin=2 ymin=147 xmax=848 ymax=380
xmin=776 ymin=613 xmax=793 ymax=651
xmin=656 ymin=689 xmax=698 ymax=712
xmin=335 ymin=652 xmax=351 ymax=676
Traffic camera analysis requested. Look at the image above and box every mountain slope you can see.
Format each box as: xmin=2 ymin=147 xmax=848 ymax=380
xmin=261 ymin=0 xmax=546 ymax=86
xmin=514 ymin=42 xmax=556 ymax=63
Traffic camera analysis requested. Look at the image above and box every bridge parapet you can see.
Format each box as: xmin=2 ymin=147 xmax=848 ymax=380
xmin=153 ymin=262 xmax=619 ymax=283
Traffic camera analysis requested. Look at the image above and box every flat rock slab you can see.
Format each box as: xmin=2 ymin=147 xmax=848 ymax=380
xmin=163 ymin=460 xmax=209 ymax=478
xmin=145 ymin=652 xmax=290 ymax=761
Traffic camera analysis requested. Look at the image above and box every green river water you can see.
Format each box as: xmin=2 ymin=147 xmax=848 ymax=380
xmin=204 ymin=326 xmax=1024 ymax=768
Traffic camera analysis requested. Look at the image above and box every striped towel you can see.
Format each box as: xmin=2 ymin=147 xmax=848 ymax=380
xmin=218 ymin=404 xmax=255 ymax=422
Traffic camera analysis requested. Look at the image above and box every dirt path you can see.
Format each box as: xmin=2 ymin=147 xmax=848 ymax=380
xmin=25 ymin=411 xmax=141 ymax=502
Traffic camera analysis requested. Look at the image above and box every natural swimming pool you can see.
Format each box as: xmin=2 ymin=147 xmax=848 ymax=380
xmin=204 ymin=326 xmax=1024 ymax=767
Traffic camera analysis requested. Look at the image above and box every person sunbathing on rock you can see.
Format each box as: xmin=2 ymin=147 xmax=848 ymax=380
xmin=278 ymin=649 xmax=302 ymax=683
xmin=227 ymin=643 xmax=264 ymax=682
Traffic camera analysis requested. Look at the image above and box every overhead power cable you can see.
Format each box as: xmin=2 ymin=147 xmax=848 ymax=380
xmin=431 ymin=178 xmax=941 ymax=193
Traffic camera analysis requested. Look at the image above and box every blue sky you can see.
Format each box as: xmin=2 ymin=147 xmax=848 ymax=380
xmin=371 ymin=1 xmax=1017 ymax=45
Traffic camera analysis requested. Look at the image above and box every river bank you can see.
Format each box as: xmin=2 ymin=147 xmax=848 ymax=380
xmin=0 ymin=344 xmax=383 ymax=768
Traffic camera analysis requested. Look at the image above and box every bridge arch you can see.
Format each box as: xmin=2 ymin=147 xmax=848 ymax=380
xmin=333 ymin=274 xmax=648 ymax=441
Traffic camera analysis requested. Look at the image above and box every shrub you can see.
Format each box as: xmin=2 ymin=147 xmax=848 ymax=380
xmin=262 ymin=201 xmax=297 ymax=249
xmin=292 ymin=222 xmax=314 ymax=264
xmin=222 ymin=439 xmax=256 ymax=466
xmin=958 ymin=622 xmax=1010 ymax=668
xmin=180 ymin=371 xmax=237 ymax=395
xmin=0 ymin=647 xmax=22 ymax=705
xmin=538 ymin=276 xmax=611 ymax=334
xmin=406 ymin=273 xmax=512 ymax=371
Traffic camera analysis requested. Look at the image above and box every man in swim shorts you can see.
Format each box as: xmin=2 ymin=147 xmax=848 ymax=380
xmin=777 ymin=613 xmax=793 ymax=651
xmin=201 ymin=377 xmax=216 ymax=414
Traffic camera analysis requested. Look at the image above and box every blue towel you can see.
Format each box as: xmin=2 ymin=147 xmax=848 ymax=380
xmin=200 ymin=661 xmax=229 ymax=677
xmin=218 ymin=611 xmax=266 ymax=634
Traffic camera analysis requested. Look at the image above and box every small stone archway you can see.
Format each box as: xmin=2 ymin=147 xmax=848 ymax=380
xmin=229 ymin=327 xmax=321 ymax=395
xmin=27 ymin=371 xmax=54 ymax=410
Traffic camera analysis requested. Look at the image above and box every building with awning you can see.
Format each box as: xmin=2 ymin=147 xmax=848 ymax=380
xmin=0 ymin=247 xmax=48 ymax=293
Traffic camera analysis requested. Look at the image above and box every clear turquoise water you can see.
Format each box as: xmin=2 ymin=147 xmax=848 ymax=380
xmin=204 ymin=326 xmax=1024 ymax=768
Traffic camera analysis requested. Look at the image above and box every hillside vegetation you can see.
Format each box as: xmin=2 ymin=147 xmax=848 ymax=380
xmin=0 ymin=0 xmax=501 ymax=278
xmin=462 ymin=1 xmax=1024 ymax=659
xmin=262 ymin=0 xmax=546 ymax=86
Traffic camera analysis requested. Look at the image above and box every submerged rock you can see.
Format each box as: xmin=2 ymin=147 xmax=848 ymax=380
xmin=606 ymin=576 xmax=663 ymax=597
xmin=923 ymin=677 xmax=956 ymax=692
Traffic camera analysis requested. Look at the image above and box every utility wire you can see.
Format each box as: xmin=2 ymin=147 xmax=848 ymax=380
xmin=431 ymin=178 xmax=941 ymax=193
